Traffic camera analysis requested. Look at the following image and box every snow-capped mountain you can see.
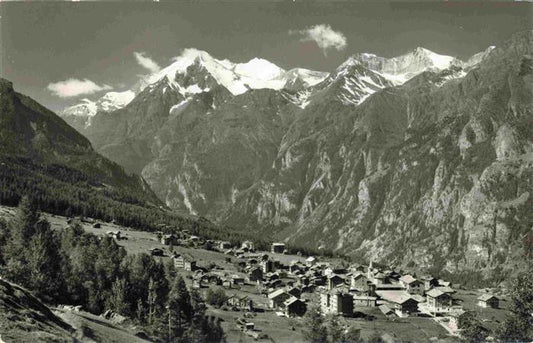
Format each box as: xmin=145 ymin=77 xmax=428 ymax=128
xmin=60 ymin=45 xmax=493 ymax=126
xmin=60 ymin=90 xmax=135 ymax=128
xmin=142 ymin=48 xmax=328 ymax=96
xmin=350 ymin=47 xmax=473 ymax=85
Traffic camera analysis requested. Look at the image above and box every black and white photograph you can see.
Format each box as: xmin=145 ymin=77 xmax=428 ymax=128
xmin=0 ymin=1 xmax=532 ymax=342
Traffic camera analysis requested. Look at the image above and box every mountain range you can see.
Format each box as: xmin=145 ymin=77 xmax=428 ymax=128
xmin=58 ymin=31 xmax=532 ymax=277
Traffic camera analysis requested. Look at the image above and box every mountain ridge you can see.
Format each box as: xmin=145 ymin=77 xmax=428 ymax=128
xmin=57 ymin=31 xmax=532 ymax=279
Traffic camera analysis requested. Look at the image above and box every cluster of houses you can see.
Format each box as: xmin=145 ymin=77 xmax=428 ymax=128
xmin=151 ymin=231 xmax=502 ymax=331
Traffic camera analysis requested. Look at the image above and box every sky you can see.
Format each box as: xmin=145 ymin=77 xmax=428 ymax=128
xmin=1 ymin=1 xmax=532 ymax=112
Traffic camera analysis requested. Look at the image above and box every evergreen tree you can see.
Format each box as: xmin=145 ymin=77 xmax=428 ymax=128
xmin=26 ymin=220 xmax=63 ymax=300
xmin=167 ymin=275 xmax=191 ymax=341
xmin=108 ymin=278 xmax=128 ymax=315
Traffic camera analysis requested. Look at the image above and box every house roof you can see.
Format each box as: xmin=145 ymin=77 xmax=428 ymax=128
xmin=268 ymin=289 xmax=288 ymax=299
xmin=284 ymin=296 xmax=301 ymax=307
xmin=399 ymin=275 xmax=418 ymax=285
xmin=478 ymin=294 xmax=498 ymax=301
xmin=411 ymin=295 xmax=426 ymax=303
xmin=376 ymin=291 xmax=414 ymax=304
xmin=426 ymin=289 xmax=448 ymax=298
xmin=353 ymin=296 xmax=377 ymax=300
xmin=352 ymin=272 xmax=366 ymax=280
xmin=379 ymin=304 xmax=394 ymax=314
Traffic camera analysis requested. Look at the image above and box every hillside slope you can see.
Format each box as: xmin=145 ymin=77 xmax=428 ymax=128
xmin=0 ymin=279 xmax=75 ymax=342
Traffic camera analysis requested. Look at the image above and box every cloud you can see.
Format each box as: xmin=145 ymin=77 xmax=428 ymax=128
xmin=47 ymin=78 xmax=112 ymax=98
xmin=134 ymin=52 xmax=161 ymax=73
xmin=291 ymin=24 xmax=347 ymax=55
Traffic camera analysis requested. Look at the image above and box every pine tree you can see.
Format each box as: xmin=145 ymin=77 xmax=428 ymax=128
xmin=109 ymin=278 xmax=127 ymax=315
xmin=167 ymin=275 xmax=191 ymax=341
xmin=26 ymin=220 xmax=63 ymax=300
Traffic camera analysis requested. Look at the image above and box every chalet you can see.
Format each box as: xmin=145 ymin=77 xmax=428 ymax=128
xmin=227 ymin=295 xmax=253 ymax=311
xmin=161 ymin=234 xmax=178 ymax=246
xmin=261 ymin=260 xmax=274 ymax=273
xmin=372 ymin=272 xmax=389 ymax=285
xmin=421 ymin=276 xmax=439 ymax=291
xmin=297 ymin=275 xmax=310 ymax=286
xmin=312 ymin=276 xmax=326 ymax=287
xmin=219 ymin=241 xmax=232 ymax=250
xmin=289 ymin=262 xmax=301 ymax=274
xmin=231 ymin=275 xmax=245 ymax=286
xmin=477 ymin=294 xmax=499 ymax=308
xmin=320 ymin=291 xmax=353 ymax=317
xmin=325 ymin=265 xmax=348 ymax=276
xmin=173 ymin=254 xmax=196 ymax=271
xmin=271 ymin=243 xmax=286 ymax=254
xmin=399 ymin=275 xmax=424 ymax=295
xmin=92 ymin=223 xmax=101 ymax=229
xmin=350 ymin=273 xmax=369 ymax=290
xmin=426 ymin=289 xmax=453 ymax=312
xmin=327 ymin=275 xmax=345 ymax=290
xmin=376 ymin=291 xmax=419 ymax=317
xmin=352 ymin=295 xmax=377 ymax=307
xmin=287 ymin=287 xmax=301 ymax=299
xmin=379 ymin=304 xmax=395 ymax=317
xmin=150 ymin=248 xmax=164 ymax=256
xmin=241 ymin=240 xmax=255 ymax=251
xmin=351 ymin=264 xmax=365 ymax=273
xmin=266 ymin=279 xmax=283 ymax=288
xmin=438 ymin=279 xmax=452 ymax=287
xmin=268 ymin=290 xmax=291 ymax=309
xmin=284 ymin=297 xmax=307 ymax=317
xmin=306 ymin=256 xmax=316 ymax=265
xmin=247 ymin=267 xmax=263 ymax=282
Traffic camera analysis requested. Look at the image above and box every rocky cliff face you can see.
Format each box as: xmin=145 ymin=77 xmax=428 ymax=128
xmin=61 ymin=31 xmax=533 ymax=276
xmin=225 ymin=31 xmax=533 ymax=275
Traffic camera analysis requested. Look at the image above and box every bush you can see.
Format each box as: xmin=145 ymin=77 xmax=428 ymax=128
xmin=206 ymin=288 xmax=228 ymax=308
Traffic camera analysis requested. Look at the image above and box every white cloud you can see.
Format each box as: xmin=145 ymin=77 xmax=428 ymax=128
xmin=134 ymin=52 xmax=161 ymax=73
xmin=291 ymin=24 xmax=347 ymax=55
xmin=47 ymin=78 xmax=112 ymax=98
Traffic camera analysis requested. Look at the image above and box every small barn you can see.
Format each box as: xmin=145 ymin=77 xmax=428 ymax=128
xmin=477 ymin=294 xmax=499 ymax=309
